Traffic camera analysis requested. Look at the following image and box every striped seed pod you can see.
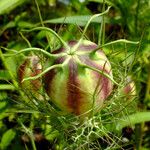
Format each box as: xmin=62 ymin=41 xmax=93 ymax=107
xmin=44 ymin=40 xmax=113 ymax=117
xmin=18 ymin=55 xmax=42 ymax=98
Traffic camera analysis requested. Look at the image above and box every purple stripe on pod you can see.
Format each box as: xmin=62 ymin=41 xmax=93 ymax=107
xmin=100 ymin=76 xmax=111 ymax=100
xmin=52 ymin=47 xmax=65 ymax=54
xmin=68 ymin=40 xmax=78 ymax=46
xmin=54 ymin=56 xmax=66 ymax=64
xmin=78 ymin=55 xmax=113 ymax=100
xmin=67 ymin=59 xmax=81 ymax=114
xmin=79 ymin=43 xmax=97 ymax=51
xmin=44 ymin=56 xmax=67 ymax=100
xmin=44 ymin=68 xmax=56 ymax=98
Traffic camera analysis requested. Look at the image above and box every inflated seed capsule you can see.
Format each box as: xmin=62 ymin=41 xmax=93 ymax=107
xmin=44 ymin=40 xmax=113 ymax=117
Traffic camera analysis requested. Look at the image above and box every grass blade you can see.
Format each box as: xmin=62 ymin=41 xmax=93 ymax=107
xmin=116 ymin=112 xmax=150 ymax=130
xmin=42 ymin=15 xmax=109 ymax=26
xmin=0 ymin=0 xmax=27 ymax=15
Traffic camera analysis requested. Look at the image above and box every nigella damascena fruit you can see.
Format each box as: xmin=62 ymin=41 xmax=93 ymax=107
xmin=44 ymin=40 xmax=113 ymax=117
xmin=18 ymin=55 xmax=42 ymax=97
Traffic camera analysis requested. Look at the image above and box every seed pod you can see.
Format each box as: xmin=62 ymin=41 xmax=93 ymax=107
xmin=123 ymin=76 xmax=136 ymax=99
xmin=44 ymin=40 xmax=113 ymax=117
xmin=18 ymin=55 xmax=42 ymax=98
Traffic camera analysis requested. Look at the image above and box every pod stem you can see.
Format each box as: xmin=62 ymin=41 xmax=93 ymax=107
xmin=22 ymin=64 xmax=63 ymax=82
xmin=3 ymin=47 xmax=64 ymax=58
xmin=22 ymin=27 xmax=70 ymax=50
xmin=19 ymin=32 xmax=32 ymax=48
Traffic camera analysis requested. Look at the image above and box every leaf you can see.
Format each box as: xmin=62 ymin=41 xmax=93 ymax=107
xmin=0 ymin=92 xmax=8 ymax=100
xmin=0 ymin=129 xmax=16 ymax=150
xmin=0 ymin=92 xmax=8 ymax=113
xmin=43 ymin=15 xmax=109 ymax=26
xmin=116 ymin=112 xmax=150 ymax=130
xmin=0 ymin=84 xmax=15 ymax=90
xmin=45 ymin=130 xmax=59 ymax=141
xmin=0 ymin=100 xmax=7 ymax=113
xmin=0 ymin=21 xmax=34 ymax=36
xmin=0 ymin=21 xmax=15 ymax=36
xmin=0 ymin=70 xmax=11 ymax=80
xmin=0 ymin=101 xmax=7 ymax=110
xmin=4 ymin=57 xmax=18 ymax=76
xmin=0 ymin=0 xmax=27 ymax=15
xmin=17 ymin=21 xmax=36 ymax=28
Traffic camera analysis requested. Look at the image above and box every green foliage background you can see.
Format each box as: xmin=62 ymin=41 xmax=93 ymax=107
xmin=0 ymin=0 xmax=150 ymax=149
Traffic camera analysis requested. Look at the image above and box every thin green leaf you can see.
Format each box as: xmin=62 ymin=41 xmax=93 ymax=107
xmin=0 ymin=129 xmax=16 ymax=150
xmin=0 ymin=92 xmax=8 ymax=100
xmin=0 ymin=70 xmax=11 ymax=80
xmin=17 ymin=21 xmax=36 ymax=28
xmin=43 ymin=15 xmax=109 ymax=26
xmin=0 ymin=21 xmax=15 ymax=36
xmin=0 ymin=84 xmax=15 ymax=90
xmin=0 ymin=0 xmax=27 ymax=15
xmin=116 ymin=112 xmax=150 ymax=130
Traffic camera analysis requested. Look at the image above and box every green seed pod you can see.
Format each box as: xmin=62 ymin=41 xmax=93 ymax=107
xmin=18 ymin=55 xmax=42 ymax=98
xmin=44 ymin=40 xmax=113 ymax=117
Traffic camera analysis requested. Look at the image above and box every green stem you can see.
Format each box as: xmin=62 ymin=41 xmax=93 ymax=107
xmin=145 ymin=64 xmax=150 ymax=104
xmin=34 ymin=0 xmax=52 ymax=51
xmin=102 ymin=0 xmax=106 ymax=45
xmin=98 ymin=0 xmax=106 ymax=45
xmin=135 ymin=0 xmax=140 ymax=35
xmin=19 ymin=32 xmax=36 ymax=57
xmin=30 ymin=135 xmax=37 ymax=150
xmin=82 ymin=64 xmax=119 ymax=86
xmin=98 ymin=15 xmax=103 ymax=46
xmin=22 ymin=27 xmax=69 ymax=50
xmin=81 ymin=6 xmax=111 ymax=41
xmin=20 ymin=122 xmax=37 ymax=150
xmin=136 ymin=64 xmax=150 ymax=150
xmin=91 ymin=62 xmax=108 ymax=118
xmin=70 ymin=6 xmax=111 ymax=54
xmin=92 ymin=39 xmax=139 ymax=53
xmin=129 ymin=29 xmax=145 ymax=73
xmin=135 ymin=123 xmax=144 ymax=150
xmin=19 ymin=32 xmax=32 ymax=48
xmin=34 ymin=0 xmax=44 ymax=27
xmin=22 ymin=64 xmax=63 ymax=82
xmin=3 ymin=47 xmax=63 ymax=58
